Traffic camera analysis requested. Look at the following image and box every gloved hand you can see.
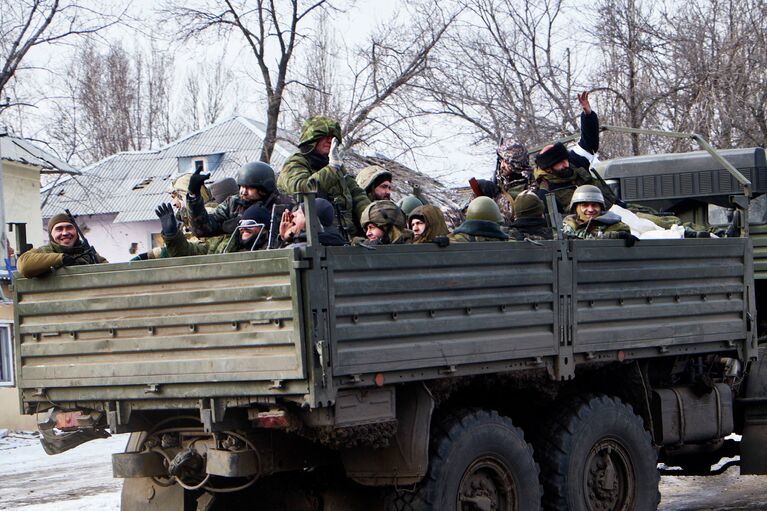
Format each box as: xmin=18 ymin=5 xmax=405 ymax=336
xmin=187 ymin=167 xmax=210 ymax=197
xmin=131 ymin=253 xmax=149 ymax=261
xmin=62 ymin=254 xmax=78 ymax=266
xmin=605 ymin=230 xmax=630 ymax=240
xmin=432 ymin=235 xmax=450 ymax=248
xmin=329 ymin=138 xmax=345 ymax=171
xmin=155 ymin=203 xmax=178 ymax=237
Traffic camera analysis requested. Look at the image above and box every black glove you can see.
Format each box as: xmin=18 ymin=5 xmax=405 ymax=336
xmin=432 ymin=235 xmax=450 ymax=248
xmin=62 ymin=254 xmax=77 ymax=266
xmin=187 ymin=167 xmax=210 ymax=197
xmin=155 ymin=203 xmax=178 ymax=237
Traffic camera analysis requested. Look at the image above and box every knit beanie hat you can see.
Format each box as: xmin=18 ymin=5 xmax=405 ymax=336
xmin=210 ymin=178 xmax=239 ymax=204
xmin=238 ymin=205 xmax=270 ymax=227
xmin=535 ymin=142 xmax=569 ymax=170
xmin=47 ymin=213 xmax=73 ymax=240
xmin=513 ymin=192 xmax=545 ymax=219
xmin=297 ymin=198 xmax=335 ymax=228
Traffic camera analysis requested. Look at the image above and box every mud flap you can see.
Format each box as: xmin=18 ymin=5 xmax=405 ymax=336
xmin=341 ymin=383 xmax=434 ymax=486
xmin=121 ymin=478 xmax=185 ymax=511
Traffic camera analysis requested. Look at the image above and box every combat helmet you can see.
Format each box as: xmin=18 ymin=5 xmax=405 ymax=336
xmin=513 ymin=191 xmax=544 ymax=219
xmin=299 ymin=116 xmax=342 ymax=147
xmin=568 ymin=185 xmax=605 ymax=213
xmin=360 ymin=200 xmax=406 ymax=230
xmin=397 ymin=195 xmax=423 ymax=215
xmin=466 ymin=196 xmax=504 ymax=224
xmin=356 ymin=165 xmax=392 ymax=193
xmin=237 ymin=161 xmax=277 ymax=194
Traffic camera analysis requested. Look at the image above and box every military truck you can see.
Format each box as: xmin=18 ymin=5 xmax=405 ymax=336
xmin=11 ymin=143 xmax=767 ymax=511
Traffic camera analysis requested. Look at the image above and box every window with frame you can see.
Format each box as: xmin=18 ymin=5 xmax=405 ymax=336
xmin=0 ymin=323 xmax=12 ymax=386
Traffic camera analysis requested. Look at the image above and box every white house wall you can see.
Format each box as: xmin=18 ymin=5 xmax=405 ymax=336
xmin=2 ymin=162 xmax=44 ymax=250
xmin=51 ymin=213 xmax=162 ymax=263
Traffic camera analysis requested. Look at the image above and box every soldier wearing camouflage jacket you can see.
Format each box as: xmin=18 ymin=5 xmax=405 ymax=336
xmin=157 ymin=203 xmax=271 ymax=257
xmin=277 ymin=116 xmax=370 ymax=238
xmin=561 ymin=185 xmax=631 ymax=240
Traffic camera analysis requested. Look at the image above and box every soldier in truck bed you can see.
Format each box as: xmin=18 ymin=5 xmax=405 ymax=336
xmin=356 ymin=200 xmax=414 ymax=246
xmin=562 ymin=185 xmax=631 ymax=240
xmin=449 ymin=197 xmax=509 ymax=243
xmin=186 ymin=161 xmax=293 ymax=238
xmin=157 ymin=203 xmax=271 ymax=256
xmin=277 ymin=116 xmax=370 ymax=238
xmin=508 ymin=192 xmax=553 ymax=241
xmin=17 ymin=213 xmax=107 ymax=278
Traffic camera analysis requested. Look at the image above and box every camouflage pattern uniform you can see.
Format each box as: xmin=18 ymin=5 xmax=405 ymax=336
xmin=278 ymin=116 xmax=370 ymax=237
xmin=534 ymin=165 xmax=617 ymax=214
xmin=495 ymin=139 xmax=532 ymax=200
xmin=355 ymin=200 xmax=414 ymax=246
xmin=162 ymin=230 xmax=266 ymax=257
xmin=562 ymin=212 xmax=631 ymax=239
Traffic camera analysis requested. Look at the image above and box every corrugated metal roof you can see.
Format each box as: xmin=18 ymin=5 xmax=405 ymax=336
xmin=42 ymin=116 xmax=297 ymax=221
xmin=41 ymin=115 xmax=465 ymax=225
xmin=0 ymin=133 xmax=79 ymax=173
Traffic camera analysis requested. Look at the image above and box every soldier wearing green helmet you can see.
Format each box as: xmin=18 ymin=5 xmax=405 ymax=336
xmin=356 ymin=200 xmax=414 ymax=246
xmin=449 ymin=196 xmax=509 ymax=242
xmin=562 ymin=185 xmax=631 ymax=240
xmin=277 ymin=116 xmax=370 ymax=238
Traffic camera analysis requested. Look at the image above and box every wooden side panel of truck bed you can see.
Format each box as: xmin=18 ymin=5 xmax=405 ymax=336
xmin=14 ymin=250 xmax=308 ymax=406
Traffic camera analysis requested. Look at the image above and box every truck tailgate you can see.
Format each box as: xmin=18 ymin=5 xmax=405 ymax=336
xmin=14 ymin=250 xmax=307 ymax=407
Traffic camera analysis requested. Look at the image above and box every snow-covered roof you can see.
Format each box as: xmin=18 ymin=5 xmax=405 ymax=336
xmin=0 ymin=129 xmax=78 ymax=174
xmin=42 ymin=116 xmax=297 ymax=222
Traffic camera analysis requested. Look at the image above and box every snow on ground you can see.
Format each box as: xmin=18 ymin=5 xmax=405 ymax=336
xmin=2 ymin=431 xmax=767 ymax=510
xmin=0 ymin=431 xmax=126 ymax=511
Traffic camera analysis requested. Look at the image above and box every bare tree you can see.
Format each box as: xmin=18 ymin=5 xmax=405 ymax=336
xmin=178 ymin=58 xmax=234 ymax=134
xmin=662 ymin=0 xmax=767 ymax=149
xmin=47 ymin=39 xmax=177 ymax=163
xmin=409 ymin=0 xmax=583 ymax=151
xmin=163 ymin=0 xmax=329 ymax=163
xmin=0 ymin=0 xmax=123 ymax=116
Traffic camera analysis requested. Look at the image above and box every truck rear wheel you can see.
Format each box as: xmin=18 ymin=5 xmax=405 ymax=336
xmin=538 ymin=395 xmax=659 ymax=511
xmin=386 ymin=409 xmax=541 ymax=511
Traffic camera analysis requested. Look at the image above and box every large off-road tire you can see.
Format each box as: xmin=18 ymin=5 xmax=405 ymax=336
xmin=386 ymin=409 xmax=542 ymax=511
xmin=538 ymin=395 xmax=660 ymax=511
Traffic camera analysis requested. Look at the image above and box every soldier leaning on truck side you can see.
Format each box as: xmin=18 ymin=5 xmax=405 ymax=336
xmin=562 ymin=185 xmax=632 ymax=240
xmin=187 ymin=161 xmax=294 ymax=238
xmin=355 ymin=200 xmax=414 ymax=246
xmin=449 ymin=196 xmax=509 ymax=243
xmin=277 ymin=116 xmax=370 ymax=238
xmin=277 ymin=198 xmax=348 ymax=248
xmin=157 ymin=203 xmax=271 ymax=256
xmin=17 ymin=213 xmax=107 ymax=278
xmin=507 ymin=191 xmax=553 ymax=241
xmin=408 ymin=205 xmax=450 ymax=244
